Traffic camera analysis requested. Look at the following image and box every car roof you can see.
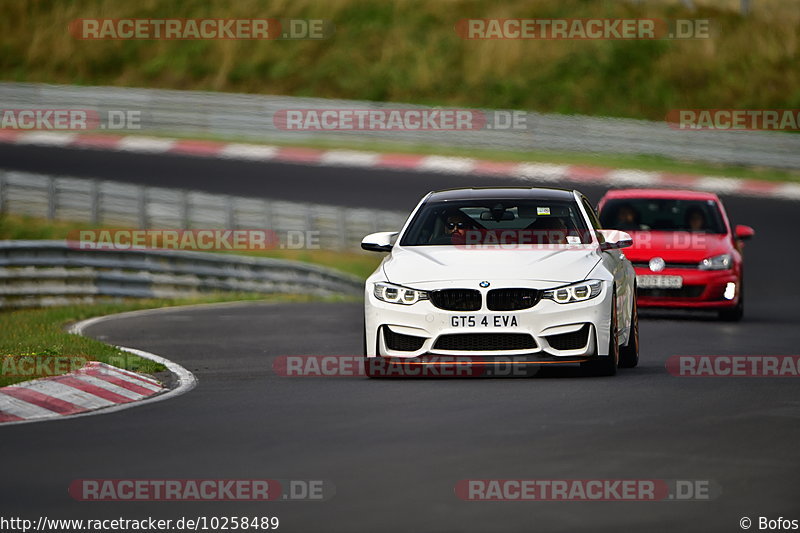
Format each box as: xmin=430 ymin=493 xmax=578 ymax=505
xmin=427 ymin=187 xmax=578 ymax=202
xmin=601 ymin=188 xmax=720 ymax=201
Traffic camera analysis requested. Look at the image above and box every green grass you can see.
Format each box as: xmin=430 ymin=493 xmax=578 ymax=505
xmin=0 ymin=293 xmax=336 ymax=387
xmin=1 ymin=0 xmax=798 ymax=122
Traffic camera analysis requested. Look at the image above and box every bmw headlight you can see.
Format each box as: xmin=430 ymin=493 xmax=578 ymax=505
xmin=698 ymin=254 xmax=732 ymax=270
xmin=373 ymin=282 xmax=428 ymax=305
xmin=542 ymin=280 xmax=603 ymax=304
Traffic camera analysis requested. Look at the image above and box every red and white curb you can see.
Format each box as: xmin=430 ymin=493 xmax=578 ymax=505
xmin=1 ymin=130 xmax=799 ymax=202
xmin=0 ymin=313 xmax=197 ymax=426
xmin=0 ymin=362 xmax=165 ymax=423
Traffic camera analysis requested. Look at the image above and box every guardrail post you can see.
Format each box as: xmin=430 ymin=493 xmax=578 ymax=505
xmin=262 ymin=199 xmax=277 ymax=247
xmin=138 ymin=186 xmax=148 ymax=228
xmin=90 ymin=180 xmax=100 ymax=225
xmin=0 ymin=170 xmax=6 ymax=214
xmin=226 ymin=196 xmax=236 ymax=229
xmin=47 ymin=176 xmax=57 ymax=220
xmin=181 ymin=190 xmax=190 ymax=228
xmin=305 ymin=205 xmax=315 ymax=240
xmin=338 ymin=207 xmax=348 ymax=250
xmin=263 ymin=199 xmax=273 ymax=232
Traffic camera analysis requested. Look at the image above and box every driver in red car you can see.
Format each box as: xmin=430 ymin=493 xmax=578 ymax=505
xmin=685 ymin=207 xmax=707 ymax=232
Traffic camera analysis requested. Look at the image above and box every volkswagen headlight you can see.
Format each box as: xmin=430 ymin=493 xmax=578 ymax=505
xmin=542 ymin=280 xmax=603 ymax=304
xmin=373 ymin=282 xmax=428 ymax=305
xmin=698 ymin=254 xmax=732 ymax=270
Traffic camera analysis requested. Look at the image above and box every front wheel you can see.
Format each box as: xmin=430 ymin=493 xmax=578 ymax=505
xmin=582 ymin=289 xmax=618 ymax=377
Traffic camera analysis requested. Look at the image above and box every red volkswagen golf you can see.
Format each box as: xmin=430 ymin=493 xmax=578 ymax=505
xmin=597 ymin=189 xmax=754 ymax=321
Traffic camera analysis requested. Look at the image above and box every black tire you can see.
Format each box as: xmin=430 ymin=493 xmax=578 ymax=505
xmin=582 ymin=288 xmax=619 ymax=377
xmin=619 ymin=290 xmax=639 ymax=368
xmin=718 ymin=278 xmax=744 ymax=322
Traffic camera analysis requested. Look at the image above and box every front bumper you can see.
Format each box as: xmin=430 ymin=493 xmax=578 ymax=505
xmin=365 ymin=280 xmax=612 ymax=359
xmin=635 ymin=267 xmax=740 ymax=309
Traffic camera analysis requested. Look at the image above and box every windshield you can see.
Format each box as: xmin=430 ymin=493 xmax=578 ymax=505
xmin=399 ymin=199 xmax=593 ymax=246
xmin=599 ymin=198 xmax=726 ymax=234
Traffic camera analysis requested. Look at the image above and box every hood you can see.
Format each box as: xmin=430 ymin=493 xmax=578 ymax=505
xmin=624 ymin=231 xmax=733 ymax=263
xmin=383 ymin=246 xmax=602 ymax=285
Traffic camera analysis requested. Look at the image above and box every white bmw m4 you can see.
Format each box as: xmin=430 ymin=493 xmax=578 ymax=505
xmin=361 ymin=187 xmax=639 ymax=377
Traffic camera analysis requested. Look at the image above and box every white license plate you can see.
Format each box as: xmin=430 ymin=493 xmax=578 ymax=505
xmin=450 ymin=315 xmax=519 ymax=328
xmin=637 ymin=275 xmax=683 ymax=289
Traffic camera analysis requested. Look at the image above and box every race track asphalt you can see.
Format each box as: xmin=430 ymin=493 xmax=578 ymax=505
xmin=1 ymin=144 xmax=798 ymax=532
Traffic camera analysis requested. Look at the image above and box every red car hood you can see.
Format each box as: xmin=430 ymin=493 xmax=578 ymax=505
xmin=625 ymin=231 xmax=732 ymax=263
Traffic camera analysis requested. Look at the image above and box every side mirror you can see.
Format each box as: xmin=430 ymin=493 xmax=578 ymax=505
xmin=735 ymin=224 xmax=755 ymax=241
xmin=361 ymin=231 xmax=398 ymax=253
xmin=597 ymin=229 xmax=633 ymax=251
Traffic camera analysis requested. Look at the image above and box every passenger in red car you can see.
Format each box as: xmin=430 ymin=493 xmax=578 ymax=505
xmin=685 ymin=207 xmax=707 ymax=232
xmin=614 ymin=204 xmax=640 ymax=231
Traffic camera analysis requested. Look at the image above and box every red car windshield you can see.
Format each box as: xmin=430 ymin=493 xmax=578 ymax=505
xmin=599 ymin=198 xmax=726 ymax=234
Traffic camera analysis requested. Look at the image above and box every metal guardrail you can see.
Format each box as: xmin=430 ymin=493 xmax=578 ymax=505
xmin=2 ymin=82 xmax=799 ymax=169
xmin=0 ymin=169 xmax=407 ymax=251
xmin=0 ymin=241 xmax=364 ymax=308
